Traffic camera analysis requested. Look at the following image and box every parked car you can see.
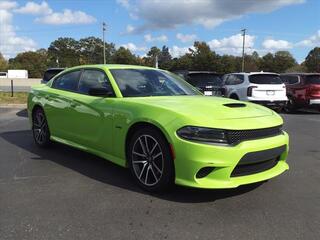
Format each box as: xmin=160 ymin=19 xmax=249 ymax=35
xmin=173 ymin=70 xmax=224 ymax=96
xmin=222 ymin=72 xmax=287 ymax=111
xmin=0 ymin=72 xmax=7 ymax=78
xmin=28 ymin=65 xmax=289 ymax=192
xmin=41 ymin=68 xmax=64 ymax=84
xmin=280 ymin=73 xmax=320 ymax=112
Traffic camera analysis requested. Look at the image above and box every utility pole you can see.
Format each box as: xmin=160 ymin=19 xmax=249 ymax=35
xmin=155 ymin=55 xmax=158 ymax=68
xmin=102 ymin=22 xmax=107 ymax=64
xmin=241 ymin=28 xmax=246 ymax=72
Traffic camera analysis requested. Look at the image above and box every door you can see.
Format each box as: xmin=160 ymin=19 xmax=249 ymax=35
xmin=68 ymin=69 xmax=115 ymax=153
xmin=45 ymin=69 xmax=82 ymax=140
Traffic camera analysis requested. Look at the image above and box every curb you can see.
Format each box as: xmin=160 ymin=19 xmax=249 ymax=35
xmin=0 ymin=104 xmax=27 ymax=108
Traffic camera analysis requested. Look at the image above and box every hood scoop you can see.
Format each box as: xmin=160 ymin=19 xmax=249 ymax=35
xmin=223 ymin=103 xmax=247 ymax=108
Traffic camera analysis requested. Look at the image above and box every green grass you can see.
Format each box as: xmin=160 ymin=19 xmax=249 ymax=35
xmin=0 ymin=92 xmax=28 ymax=104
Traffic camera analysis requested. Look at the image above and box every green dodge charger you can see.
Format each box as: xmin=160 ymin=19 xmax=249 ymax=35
xmin=28 ymin=64 xmax=289 ymax=192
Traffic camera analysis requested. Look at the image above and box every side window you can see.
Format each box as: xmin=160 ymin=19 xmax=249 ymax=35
xmin=78 ymin=69 xmax=113 ymax=95
xmin=280 ymin=76 xmax=288 ymax=84
xmin=52 ymin=70 xmax=81 ymax=92
xmin=234 ymin=74 xmax=244 ymax=84
xmin=225 ymin=75 xmax=234 ymax=85
xmin=288 ymin=76 xmax=299 ymax=85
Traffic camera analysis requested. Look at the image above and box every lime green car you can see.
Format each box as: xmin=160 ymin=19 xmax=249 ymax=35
xmin=27 ymin=64 xmax=289 ymax=192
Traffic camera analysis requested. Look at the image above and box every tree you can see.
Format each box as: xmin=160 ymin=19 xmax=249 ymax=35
xmin=170 ymin=54 xmax=193 ymax=70
xmin=112 ymin=47 xmax=138 ymax=64
xmin=190 ymin=41 xmax=216 ymax=71
xmin=144 ymin=46 xmax=161 ymax=67
xmin=158 ymin=45 xmax=172 ymax=70
xmin=305 ymin=47 xmax=320 ymax=72
xmin=259 ymin=53 xmax=275 ymax=72
xmin=8 ymin=51 xmax=48 ymax=78
xmin=48 ymin=37 xmax=80 ymax=68
xmin=273 ymin=51 xmax=297 ymax=73
xmin=0 ymin=52 xmax=8 ymax=71
xmin=79 ymin=37 xmax=115 ymax=64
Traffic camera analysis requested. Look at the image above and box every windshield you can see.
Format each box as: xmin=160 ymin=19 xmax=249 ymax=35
xmin=110 ymin=69 xmax=201 ymax=97
xmin=249 ymin=74 xmax=282 ymax=84
xmin=306 ymin=75 xmax=320 ymax=84
xmin=188 ymin=73 xmax=222 ymax=87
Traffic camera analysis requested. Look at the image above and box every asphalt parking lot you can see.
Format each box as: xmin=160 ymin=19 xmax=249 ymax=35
xmin=0 ymin=107 xmax=319 ymax=240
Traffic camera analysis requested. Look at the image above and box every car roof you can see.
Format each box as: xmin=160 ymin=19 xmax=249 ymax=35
xmin=65 ymin=64 xmax=156 ymax=71
xmin=280 ymin=73 xmax=320 ymax=76
xmin=224 ymin=72 xmax=279 ymax=76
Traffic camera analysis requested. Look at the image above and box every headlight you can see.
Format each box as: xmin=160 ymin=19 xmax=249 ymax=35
xmin=177 ymin=126 xmax=228 ymax=144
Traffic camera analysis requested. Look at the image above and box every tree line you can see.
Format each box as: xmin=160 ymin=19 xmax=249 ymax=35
xmin=0 ymin=36 xmax=319 ymax=78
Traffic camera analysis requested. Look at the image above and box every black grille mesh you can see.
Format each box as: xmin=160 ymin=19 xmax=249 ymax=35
xmin=226 ymin=125 xmax=282 ymax=144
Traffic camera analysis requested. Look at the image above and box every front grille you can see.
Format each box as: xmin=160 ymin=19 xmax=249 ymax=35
xmin=231 ymin=145 xmax=286 ymax=177
xmin=226 ymin=125 xmax=282 ymax=145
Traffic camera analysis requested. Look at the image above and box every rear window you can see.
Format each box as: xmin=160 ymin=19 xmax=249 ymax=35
xmin=188 ymin=73 xmax=222 ymax=87
xmin=249 ymin=74 xmax=282 ymax=84
xmin=306 ymin=75 xmax=320 ymax=84
xmin=43 ymin=69 xmax=64 ymax=82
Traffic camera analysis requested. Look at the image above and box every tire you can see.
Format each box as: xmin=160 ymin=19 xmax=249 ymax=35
xmin=284 ymin=97 xmax=297 ymax=113
xmin=32 ymin=107 xmax=51 ymax=147
xmin=230 ymin=94 xmax=239 ymax=100
xmin=128 ymin=127 xmax=174 ymax=192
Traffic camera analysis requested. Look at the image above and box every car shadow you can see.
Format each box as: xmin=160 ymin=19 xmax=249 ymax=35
xmin=16 ymin=108 xmax=28 ymax=118
xmin=0 ymin=129 xmax=263 ymax=203
xmin=281 ymin=109 xmax=319 ymax=115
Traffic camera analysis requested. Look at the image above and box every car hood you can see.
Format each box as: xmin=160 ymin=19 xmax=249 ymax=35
xmin=124 ymin=96 xmax=274 ymax=120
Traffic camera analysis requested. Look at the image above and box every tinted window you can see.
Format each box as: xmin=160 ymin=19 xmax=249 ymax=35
xmin=187 ymin=73 xmax=222 ymax=87
xmin=43 ymin=69 xmax=64 ymax=82
xmin=287 ymin=76 xmax=299 ymax=85
xmin=78 ymin=70 xmax=113 ymax=95
xmin=225 ymin=75 xmax=243 ymax=85
xmin=52 ymin=70 xmax=81 ymax=91
xmin=110 ymin=69 xmax=200 ymax=97
xmin=306 ymin=75 xmax=320 ymax=84
xmin=249 ymin=74 xmax=282 ymax=84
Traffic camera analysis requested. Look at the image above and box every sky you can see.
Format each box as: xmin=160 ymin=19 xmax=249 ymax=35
xmin=0 ymin=0 xmax=319 ymax=63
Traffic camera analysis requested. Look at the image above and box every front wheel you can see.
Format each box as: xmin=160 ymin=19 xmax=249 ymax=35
xmin=128 ymin=127 xmax=174 ymax=192
xmin=284 ymin=97 xmax=297 ymax=113
xmin=32 ymin=108 xmax=51 ymax=147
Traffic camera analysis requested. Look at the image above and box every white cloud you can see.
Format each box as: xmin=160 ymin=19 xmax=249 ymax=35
xmin=296 ymin=30 xmax=320 ymax=47
xmin=208 ymin=34 xmax=256 ymax=55
xmin=144 ymin=34 xmax=168 ymax=42
xmin=121 ymin=43 xmax=147 ymax=52
xmin=14 ymin=1 xmax=52 ymax=15
xmin=262 ymin=39 xmax=293 ymax=50
xmin=116 ymin=0 xmax=130 ymax=9
xmin=118 ymin=0 xmax=304 ymax=33
xmin=35 ymin=9 xmax=96 ymax=25
xmin=0 ymin=1 xmax=17 ymax=10
xmin=0 ymin=8 xmax=36 ymax=58
xmin=176 ymin=33 xmax=197 ymax=43
xmin=169 ymin=46 xmax=193 ymax=58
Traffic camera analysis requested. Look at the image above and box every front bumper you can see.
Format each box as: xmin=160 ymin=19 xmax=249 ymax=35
xmin=173 ymin=131 xmax=289 ymax=189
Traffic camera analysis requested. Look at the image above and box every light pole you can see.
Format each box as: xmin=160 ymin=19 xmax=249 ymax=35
xmin=102 ymin=22 xmax=106 ymax=64
xmin=241 ymin=29 xmax=246 ymax=72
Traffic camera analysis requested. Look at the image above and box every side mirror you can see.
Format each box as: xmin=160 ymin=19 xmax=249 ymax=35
xmin=88 ymin=87 xmax=113 ymax=97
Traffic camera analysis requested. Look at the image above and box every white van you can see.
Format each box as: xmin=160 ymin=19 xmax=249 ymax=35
xmin=222 ymin=72 xmax=288 ymax=111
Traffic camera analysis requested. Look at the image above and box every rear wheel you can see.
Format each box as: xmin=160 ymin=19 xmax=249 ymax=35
xmin=284 ymin=97 xmax=297 ymax=113
xmin=32 ymin=108 xmax=51 ymax=147
xmin=230 ymin=94 xmax=239 ymax=100
xmin=128 ymin=127 xmax=174 ymax=192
